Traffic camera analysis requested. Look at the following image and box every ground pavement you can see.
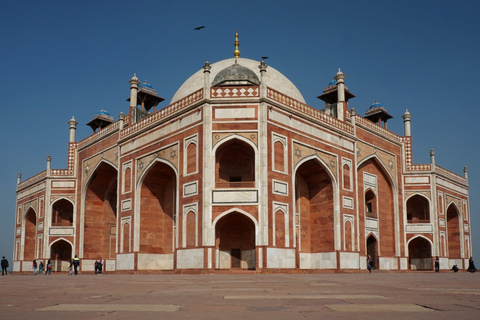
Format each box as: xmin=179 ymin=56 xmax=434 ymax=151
xmin=0 ymin=271 xmax=478 ymax=319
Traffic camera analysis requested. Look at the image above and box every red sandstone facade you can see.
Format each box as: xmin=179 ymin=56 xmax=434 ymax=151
xmin=14 ymin=54 xmax=471 ymax=273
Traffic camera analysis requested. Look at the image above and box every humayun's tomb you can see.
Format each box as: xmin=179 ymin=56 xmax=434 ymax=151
xmin=14 ymin=34 xmax=471 ymax=273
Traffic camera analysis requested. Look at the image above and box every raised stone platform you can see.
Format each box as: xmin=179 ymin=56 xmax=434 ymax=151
xmin=0 ymin=272 xmax=478 ymax=319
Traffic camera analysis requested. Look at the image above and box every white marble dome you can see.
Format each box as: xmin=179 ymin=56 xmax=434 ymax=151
xmin=170 ymin=57 xmax=305 ymax=104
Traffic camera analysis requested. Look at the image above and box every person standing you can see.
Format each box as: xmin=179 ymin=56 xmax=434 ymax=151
xmin=1 ymin=256 xmax=9 ymax=275
xmin=367 ymin=255 xmax=373 ymax=273
xmin=72 ymin=255 xmax=80 ymax=275
xmin=39 ymin=261 xmax=44 ymax=274
xmin=46 ymin=259 xmax=52 ymax=275
xmin=32 ymin=259 xmax=38 ymax=274
xmin=467 ymin=257 xmax=477 ymax=273
xmin=98 ymin=257 xmax=104 ymax=274
xmin=434 ymin=256 xmax=440 ymax=272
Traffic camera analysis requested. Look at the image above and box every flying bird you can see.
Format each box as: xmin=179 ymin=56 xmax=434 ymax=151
xmin=194 ymin=26 xmax=205 ymax=31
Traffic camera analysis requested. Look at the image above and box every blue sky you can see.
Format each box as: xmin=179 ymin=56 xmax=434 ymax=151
xmin=1 ymin=0 xmax=479 ymax=265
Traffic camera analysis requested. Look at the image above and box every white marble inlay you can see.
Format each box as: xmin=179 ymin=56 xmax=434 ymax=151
xmin=183 ymin=181 xmax=198 ymax=197
xmin=121 ymin=199 xmax=132 ymax=211
xmin=365 ymin=218 xmax=378 ymax=229
xmin=49 ymin=227 xmax=74 ymax=236
xmin=215 ymin=108 xmax=255 ymax=119
xmin=52 ymin=181 xmax=75 ymax=188
xmin=405 ymin=224 xmax=433 ymax=233
xmin=343 ymin=196 xmax=354 ymax=209
xmin=273 ymin=180 xmax=288 ymax=195
xmin=212 ymin=190 xmax=258 ymax=203
xmin=405 ymin=176 xmax=429 ymax=184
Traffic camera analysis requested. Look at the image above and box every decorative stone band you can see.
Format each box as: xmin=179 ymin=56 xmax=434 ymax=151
xmin=120 ymin=89 xmax=203 ymax=139
xmin=211 ymin=86 xmax=259 ymax=98
xmin=267 ymin=88 xmax=354 ymax=134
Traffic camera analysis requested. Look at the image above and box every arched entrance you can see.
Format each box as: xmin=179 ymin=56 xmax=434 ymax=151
xmin=140 ymin=161 xmax=176 ymax=255
xmin=24 ymin=208 xmax=37 ymax=261
xmin=366 ymin=234 xmax=378 ymax=269
xmin=50 ymin=240 xmax=72 ymax=272
xmin=215 ymin=212 xmax=255 ymax=270
xmin=446 ymin=204 xmax=461 ymax=259
xmin=84 ymin=162 xmax=117 ymax=260
xmin=408 ymin=237 xmax=432 ymax=270
xmin=295 ymin=158 xmax=334 ymax=254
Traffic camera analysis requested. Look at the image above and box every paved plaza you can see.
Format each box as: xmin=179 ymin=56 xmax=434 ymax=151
xmin=0 ymin=271 xmax=479 ymax=319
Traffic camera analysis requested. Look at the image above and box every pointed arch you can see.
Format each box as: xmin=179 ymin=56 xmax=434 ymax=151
xmin=212 ymin=208 xmax=259 ymax=232
xmin=134 ymin=157 xmax=179 ymax=252
xmin=51 ymin=197 xmax=74 ymax=226
xmin=406 ymin=193 xmax=430 ymax=223
xmin=358 ymin=155 xmax=398 ymax=257
xmin=407 ymin=235 xmax=433 ymax=270
xmin=214 ymin=135 xmax=257 ymax=188
xmin=135 ymin=158 xmax=178 ymax=254
xmin=214 ymin=209 xmax=257 ymax=270
xmin=446 ymin=202 xmax=461 ymax=259
xmin=23 ymin=206 xmax=37 ymax=261
xmin=49 ymin=238 xmax=73 ymax=272
xmin=357 ymin=155 xmax=396 ymax=188
xmin=366 ymin=233 xmax=379 ymax=269
xmin=293 ymin=154 xmax=339 ymax=252
xmin=80 ymin=160 xmax=118 ymax=260
xmin=364 ymin=187 xmax=377 ymax=218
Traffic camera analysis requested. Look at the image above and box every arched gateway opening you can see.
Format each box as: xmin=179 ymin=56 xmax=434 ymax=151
xmin=24 ymin=208 xmax=37 ymax=261
xmin=408 ymin=237 xmax=432 ymax=270
xmin=50 ymin=239 xmax=72 ymax=272
xmin=366 ymin=234 xmax=378 ymax=269
xmin=140 ymin=161 xmax=176 ymax=255
xmin=215 ymin=212 xmax=255 ymax=270
xmin=446 ymin=204 xmax=461 ymax=259
xmin=84 ymin=162 xmax=117 ymax=260
xmin=295 ymin=158 xmax=334 ymax=253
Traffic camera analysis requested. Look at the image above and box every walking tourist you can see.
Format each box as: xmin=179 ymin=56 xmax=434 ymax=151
xmin=72 ymin=255 xmax=80 ymax=275
xmin=367 ymin=255 xmax=373 ymax=273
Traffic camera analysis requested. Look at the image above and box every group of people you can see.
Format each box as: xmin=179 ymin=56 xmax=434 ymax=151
xmin=366 ymin=255 xmax=478 ymax=273
xmin=31 ymin=259 xmax=53 ymax=274
xmin=94 ymin=258 xmax=104 ymax=274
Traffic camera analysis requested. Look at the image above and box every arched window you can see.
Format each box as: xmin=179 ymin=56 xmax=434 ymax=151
xmin=344 ymin=220 xmax=352 ymax=251
xmin=274 ymin=141 xmax=285 ymax=172
xmin=186 ymin=142 xmax=197 ymax=174
xmin=365 ymin=189 xmax=377 ymax=218
xmin=438 ymin=194 xmax=443 ymax=214
xmin=124 ymin=167 xmax=131 ymax=193
xmin=274 ymin=210 xmax=286 ymax=247
xmin=343 ymin=164 xmax=351 ymax=190
xmin=186 ymin=211 xmax=196 ymax=247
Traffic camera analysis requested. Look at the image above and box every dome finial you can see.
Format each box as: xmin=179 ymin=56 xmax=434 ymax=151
xmin=234 ymin=31 xmax=240 ymax=62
